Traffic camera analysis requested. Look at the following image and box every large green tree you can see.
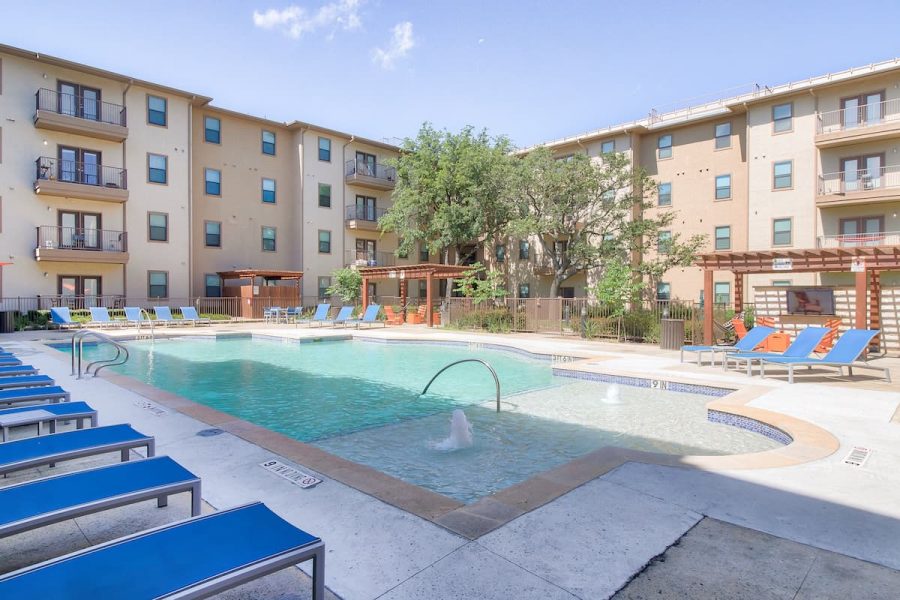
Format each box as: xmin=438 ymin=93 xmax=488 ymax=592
xmin=506 ymin=147 xmax=706 ymax=297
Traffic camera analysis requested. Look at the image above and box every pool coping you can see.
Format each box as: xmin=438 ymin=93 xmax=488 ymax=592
xmin=39 ymin=331 xmax=840 ymax=540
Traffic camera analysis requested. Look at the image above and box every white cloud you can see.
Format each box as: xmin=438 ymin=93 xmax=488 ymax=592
xmin=372 ymin=21 xmax=415 ymax=69
xmin=252 ymin=0 xmax=363 ymax=39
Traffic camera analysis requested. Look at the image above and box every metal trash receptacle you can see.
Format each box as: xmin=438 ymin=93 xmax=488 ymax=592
xmin=0 ymin=311 xmax=16 ymax=333
xmin=659 ymin=319 xmax=685 ymax=350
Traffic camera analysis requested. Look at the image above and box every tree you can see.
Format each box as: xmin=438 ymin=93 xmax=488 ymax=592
xmin=326 ymin=268 xmax=362 ymax=303
xmin=453 ymin=262 xmax=508 ymax=304
xmin=380 ymin=123 xmax=515 ymax=296
xmin=591 ymin=260 xmax=644 ymax=341
xmin=507 ymin=147 xmax=706 ymax=297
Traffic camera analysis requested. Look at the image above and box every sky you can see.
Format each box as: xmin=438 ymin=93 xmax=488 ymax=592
xmin=2 ymin=0 xmax=900 ymax=148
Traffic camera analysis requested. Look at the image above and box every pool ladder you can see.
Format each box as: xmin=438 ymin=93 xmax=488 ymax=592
xmin=71 ymin=330 xmax=130 ymax=379
xmin=421 ymin=359 xmax=502 ymax=412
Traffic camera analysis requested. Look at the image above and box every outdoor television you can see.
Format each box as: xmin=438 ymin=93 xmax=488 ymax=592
xmin=785 ymin=288 xmax=835 ymax=316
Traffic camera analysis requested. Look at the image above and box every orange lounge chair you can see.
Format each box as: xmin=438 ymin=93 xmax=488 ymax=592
xmin=383 ymin=306 xmax=404 ymax=325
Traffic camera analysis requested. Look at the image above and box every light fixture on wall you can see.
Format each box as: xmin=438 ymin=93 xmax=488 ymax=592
xmin=43 ymin=272 xmax=48 ymax=278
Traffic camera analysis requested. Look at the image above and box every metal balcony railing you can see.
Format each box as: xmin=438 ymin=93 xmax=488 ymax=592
xmin=818 ymin=165 xmax=900 ymax=195
xmin=37 ymin=226 xmax=128 ymax=253
xmin=35 ymin=88 xmax=127 ymax=127
xmin=344 ymin=250 xmax=396 ymax=267
xmin=345 ymin=159 xmax=397 ymax=183
xmin=344 ymin=204 xmax=387 ymax=222
xmin=816 ymin=97 xmax=900 ymax=135
xmin=816 ymin=231 xmax=900 ymax=248
xmin=35 ymin=157 xmax=127 ymax=189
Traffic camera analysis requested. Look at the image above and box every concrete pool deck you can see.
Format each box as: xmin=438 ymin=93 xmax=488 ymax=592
xmin=1 ymin=325 xmax=899 ymax=598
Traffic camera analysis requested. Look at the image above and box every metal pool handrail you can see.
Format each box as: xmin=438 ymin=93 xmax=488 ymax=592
xmin=70 ymin=330 xmax=130 ymax=379
xmin=421 ymin=359 xmax=502 ymax=412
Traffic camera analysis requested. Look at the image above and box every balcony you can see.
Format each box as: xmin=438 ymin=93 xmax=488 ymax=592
xmin=817 ymin=231 xmax=900 ymax=249
xmin=344 ymin=159 xmax=397 ymax=191
xmin=344 ymin=250 xmax=396 ymax=268
xmin=33 ymin=88 xmax=128 ymax=142
xmin=34 ymin=157 xmax=129 ymax=203
xmin=815 ymin=98 xmax=900 ymax=148
xmin=816 ymin=165 xmax=900 ymax=207
xmin=344 ymin=204 xmax=387 ymax=231
xmin=34 ymin=226 xmax=129 ymax=264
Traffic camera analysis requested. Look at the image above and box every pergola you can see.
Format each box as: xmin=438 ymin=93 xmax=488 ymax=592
xmin=357 ymin=263 xmax=471 ymax=327
xmin=696 ymin=245 xmax=900 ymax=347
xmin=216 ymin=269 xmax=304 ymax=283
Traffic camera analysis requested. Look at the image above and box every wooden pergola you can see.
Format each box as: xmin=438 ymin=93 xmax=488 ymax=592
xmin=217 ymin=269 xmax=303 ymax=320
xmin=357 ymin=263 xmax=471 ymax=327
xmin=696 ymin=246 xmax=900 ymax=347
xmin=216 ymin=269 xmax=304 ymax=282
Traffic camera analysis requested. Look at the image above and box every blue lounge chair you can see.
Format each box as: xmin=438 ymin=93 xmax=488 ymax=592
xmin=760 ymin=329 xmax=889 ymax=384
xmin=722 ymin=327 xmax=830 ymax=376
xmin=0 ymin=424 xmax=154 ymax=477
xmin=0 ymin=375 xmax=54 ymax=390
xmin=0 ymin=502 xmax=325 ymax=600
xmin=0 ymin=358 xmax=22 ymax=366
xmin=325 ymin=306 xmax=355 ymax=327
xmin=50 ymin=307 xmax=81 ymax=329
xmin=0 ymin=386 xmax=70 ymax=406
xmin=346 ymin=304 xmax=384 ymax=329
xmin=680 ymin=326 xmax=775 ymax=366
xmin=0 ymin=456 xmax=200 ymax=539
xmin=88 ymin=307 xmax=122 ymax=328
xmin=124 ymin=306 xmax=157 ymax=328
xmin=0 ymin=365 xmax=38 ymax=377
xmin=285 ymin=306 xmax=302 ymax=322
xmin=299 ymin=303 xmax=331 ymax=327
xmin=180 ymin=306 xmax=211 ymax=326
xmin=153 ymin=306 xmax=182 ymax=327
xmin=0 ymin=401 xmax=97 ymax=442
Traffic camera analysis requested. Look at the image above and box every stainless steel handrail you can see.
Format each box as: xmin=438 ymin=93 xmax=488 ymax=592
xmin=70 ymin=330 xmax=130 ymax=379
xmin=421 ymin=359 xmax=502 ymax=412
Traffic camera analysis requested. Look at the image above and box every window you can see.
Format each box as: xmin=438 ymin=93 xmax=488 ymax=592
xmin=839 ymin=216 xmax=884 ymax=246
xmin=715 ymin=225 xmax=731 ymax=250
xmin=714 ymin=122 xmax=732 ymax=149
xmin=59 ymin=275 xmax=102 ymax=299
xmin=601 ymin=140 xmax=615 ymax=154
xmin=261 ymin=178 xmax=276 ymax=203
xmin=495 ymin=245 xmax=506 ymax=263
xmin=657 ymin=230 xmax=672 ymax=253
xmin=397 ymin=241 xmax=408 ymax=259
xmin=318 ymin=137 xmax=331 ymax=161
xmin=318 ymin=230 xmax=331 ymax=253
xmin=205 ymin=274 xmax=222 ymax=297
xmin=148 ymin=271 xmax=168 ymax=298
xmin=772 ymin=280 xmax=792 ymax=286
xmin=518 ymin=283 xmax=530 ymax=299
xmin=656 ymin=282 xmax=671 ymax=301
xmin=841 ymin=91 xmax=885 ymax=129
xmin=419 ymin=244 xmax=429 ymax=262
xmin=148 ymin=154 xmax=167 ymax=184
xmin=715 ymin=174 xmax=732 ymax=200
xmin=714 ymin=282 xmax=731 ymax=305
xmin=519 ymin=240 xmax=530 ymax=260
xmin=658 ymin=182 xmax=672 ymax=206
xmin=773 ymin=161 xmax=792 ymax=189
xmin=773 ymin=103 xmax=792 ymax=132
xmin=657 ymin=134 xmax=672 ymax=159
xmin=601 ymin=189 xmax=616 ymax=204
xmin=147 ymin=95 xmax=167 ymax=126
xmin=205 ymin=168 xmax=221 ymax=195
xmin=261 ymin=226 xmax=276 ymax=251
xmin=148 ymin=212 xmax=168 ymax=242
xmin=204 ymin=221 xmax=221 ymax=247
xmin=356 ymin=151 xmax=376 ymax=175
xmin=418 ymin=280 xmax=428 ymax=298
xmin=204 ymin=117 xmax=220 ymax=144
xmin=262 ymin=130 xmax=275 ymax=155
xmin=318 ymin=183 xmax=331 ymax=207
xmin=318 ymin=277 xmax=331 ymax=300
xmin=772 ymin=218 xmax=792 ymax=246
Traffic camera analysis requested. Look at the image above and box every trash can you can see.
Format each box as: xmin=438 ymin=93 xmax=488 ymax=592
xmin=0 ymin=311 xmax=16 ymax=334
xmin=660 ymin=319 xmax=685 ymax=350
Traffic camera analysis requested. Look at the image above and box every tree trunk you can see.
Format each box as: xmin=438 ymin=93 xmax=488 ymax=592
xmin=549 ymin=277 xmax=560 ymax=298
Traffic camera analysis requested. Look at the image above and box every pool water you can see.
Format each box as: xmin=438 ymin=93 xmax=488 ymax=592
xmin=75 ymin=337 xmax=782 ymax=503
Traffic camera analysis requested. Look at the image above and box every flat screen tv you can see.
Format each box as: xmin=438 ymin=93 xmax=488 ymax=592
xmin=785 ymin=288 xmax=835 ymax=315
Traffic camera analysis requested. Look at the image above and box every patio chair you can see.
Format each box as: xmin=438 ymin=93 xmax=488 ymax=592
xmin=680 ymin=326 xmax=775 ymax=366
xmin=0 ymin=358 xmax=22 ymax=366
xmin=0 ymin=365 xmax=38 ymax=377
xmin=0 ymin=502 xmax=325 ymax=600
xmin=383 ymin=306 xmax=404 ymax=325
xmin=152 ymin=306 xmax=184 ymax=327
xmin=0 ymin=456 xmax=200 ymax=539
xmin=345 ymin=304 xmax=385 ymax=329
xmin=263 ymin=306 xmax=284 ymax=324
xmin=298 ymin=303 xmax=331 ymax=327
xmin=50 ymin=307 xmax=81 ymax=329
xmin=88 ymin=307 xmax=123 ymax=329
xmin=0 ymin=424 xmax=154 ymax=478
xmin=722 ymin=327 xmax=830 ymax=376
xmin=0 ymin=386 xmax=70 ymax=407
xmin=325 ymin=306 xmax=354 ymax=327
xmin=124 ymin=307 xmax=158 ymax=329
xmin=0 ymin=375 xmax=55 ymax=390
xmin=180 ymin=306 xmax=211 ymax=326
xmin=760 ymin=329 xmax=890 ymax=384
xmin=0 ymin=401 xmax=98 ymax=442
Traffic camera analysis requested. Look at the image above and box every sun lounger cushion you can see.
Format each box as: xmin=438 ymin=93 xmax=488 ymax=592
xmin=0 ymin=386 xmax=70 ymax=405
xmin=0 ymin=375 xmax=54 ymax=389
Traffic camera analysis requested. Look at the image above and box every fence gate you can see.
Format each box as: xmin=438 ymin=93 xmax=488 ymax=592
xmin=531 ymin=298 xmax=563 ymax=333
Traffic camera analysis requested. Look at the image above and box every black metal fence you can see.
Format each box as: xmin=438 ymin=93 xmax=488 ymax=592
xmin=35 ymin=88 xmax=127 ymax=127
xmin=36 ymin=157 xmax=128 ymax=189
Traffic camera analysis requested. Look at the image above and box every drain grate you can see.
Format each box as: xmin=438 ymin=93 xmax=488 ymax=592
xmin=196 ymin=428 xmax=224 ymax=437
xmin=843 ymin=446 xmax=871 ymax=467
xmin=260 ymin=459 xmax=322 ymax=488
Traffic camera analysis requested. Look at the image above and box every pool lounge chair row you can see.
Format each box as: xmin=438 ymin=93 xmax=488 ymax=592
xmin=0 ymin=348 xmax=326 ymax=598
xmin=296 ymin=303 xmax=386 ymax=328
xmin=51 ymin=306 xmax=211 ymax=329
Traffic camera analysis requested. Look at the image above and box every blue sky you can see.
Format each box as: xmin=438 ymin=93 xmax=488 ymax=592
xmin=3 ymin=0 xmax=900 ymax=147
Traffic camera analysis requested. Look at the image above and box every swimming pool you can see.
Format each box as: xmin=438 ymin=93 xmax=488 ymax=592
xmin=74 ymin=336 xmax=782 ymax=502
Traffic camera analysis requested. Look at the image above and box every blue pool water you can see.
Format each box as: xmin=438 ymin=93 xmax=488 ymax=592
xmin=73 ymin=337 xmax=781 ymax=502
